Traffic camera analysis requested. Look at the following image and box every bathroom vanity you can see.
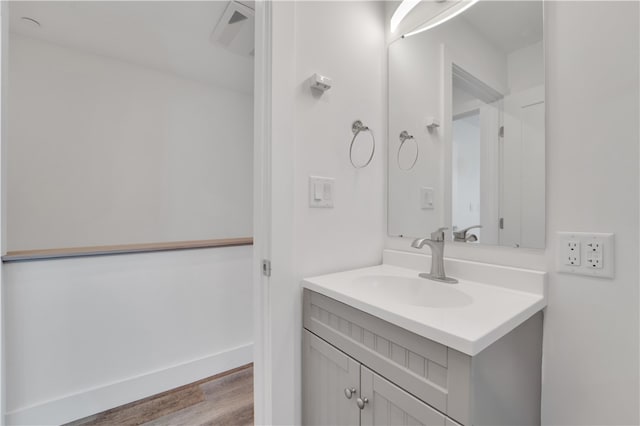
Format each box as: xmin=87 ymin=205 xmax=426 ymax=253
xmin=312 ymin=1 xmax=548 ymax=423
xmin=302 ymin=250 xmax=546 ymax=426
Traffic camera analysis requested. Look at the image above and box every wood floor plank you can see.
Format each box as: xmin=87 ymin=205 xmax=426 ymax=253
xmin=141 ymin=398 xmax=253 ymax=426
xmin=204 ymin=404 xmax=254 ymax=426
xmin=69 ymin=386 xmax=204 ymax=426
xmin=144 ymin=367 xmax=254 ymax=426
xmin=201 ymin=367 xmax=253 ymax=403
xmin=66 ymin=365 xmax=253 ymax=426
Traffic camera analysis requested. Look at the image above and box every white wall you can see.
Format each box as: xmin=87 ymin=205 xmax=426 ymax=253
xmin=507 ymin=41 xmax=544 ymax=94
xmin=387 ymin=1 xmax=639 ymax=424
xmin=7 ymin=35 xmax=253 ymax=251
xmin=4 ymin=245 xmax=253 ymax=425
xmin=292 ymin=1 xmax=386 ymax=277
xmin=267 ymin=1 xmax=386 ymax=424
xmin=542 ymin=2 xmax=639 ymax=423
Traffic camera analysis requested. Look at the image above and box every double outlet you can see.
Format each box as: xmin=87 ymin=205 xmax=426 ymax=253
xmin=566 ymin=240 xmax=602 ymax=268
xmin=557 ymin=232 xmax=614 ymax=278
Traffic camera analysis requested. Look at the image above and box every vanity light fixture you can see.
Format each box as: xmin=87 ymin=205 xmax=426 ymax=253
xmin=402 ymin=0 xmax=480 ymax=38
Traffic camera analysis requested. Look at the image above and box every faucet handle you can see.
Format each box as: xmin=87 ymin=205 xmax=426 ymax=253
xmin=430 ymin=227 xmax=448 ymax=242
xmin=453 ymin=225 xmax=482 ymax=241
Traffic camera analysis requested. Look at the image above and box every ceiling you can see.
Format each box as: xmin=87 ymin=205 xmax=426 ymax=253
xmin=460 ymin=1 xmax=543 ymax=54
xmin=9 ymin=1 xmax=254 ymax=94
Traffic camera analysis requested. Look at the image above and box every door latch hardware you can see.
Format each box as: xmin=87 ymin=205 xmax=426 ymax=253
xmin=262 ymin=259 xmax=271 ymax=277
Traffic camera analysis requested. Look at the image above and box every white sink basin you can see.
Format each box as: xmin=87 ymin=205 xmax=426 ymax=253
xmin=352 ymin=275 xmax=473 ymax=308
xmin=302 ymin=255 xmax=546 ymax=355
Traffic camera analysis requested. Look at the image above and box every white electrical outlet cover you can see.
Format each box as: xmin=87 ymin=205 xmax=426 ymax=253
xmin=556 ymin=232 xmax=614 ymax=279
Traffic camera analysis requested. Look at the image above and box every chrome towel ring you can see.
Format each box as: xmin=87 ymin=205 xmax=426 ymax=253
xmin=350 ymin=120 xmax=375 ymax=169
xmin=397 ymin=130 xmax=418 ymax=171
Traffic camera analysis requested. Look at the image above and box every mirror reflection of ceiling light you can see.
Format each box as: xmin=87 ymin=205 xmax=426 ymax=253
xmin=390 ymin=0 xmax=421 ymax=33
xmin=402 ymin=0 xmax=481 ymax=38
xmin=20 ymin=17 xmax=41 ymax=28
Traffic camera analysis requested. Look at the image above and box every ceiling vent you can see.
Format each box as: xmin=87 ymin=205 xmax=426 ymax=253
xmin=211 ymin=1 xmax=255 ymax=57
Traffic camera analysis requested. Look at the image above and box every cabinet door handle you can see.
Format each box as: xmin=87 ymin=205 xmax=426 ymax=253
xmin=344 ymin=387 xmax=357 ymax=399
xmin=356 ymin=397 xmax=369 ymax=409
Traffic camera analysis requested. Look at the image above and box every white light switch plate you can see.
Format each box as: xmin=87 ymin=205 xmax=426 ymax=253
xmin=420 ymin=187 xmax=434 ymax=209
xmin=309 ymin=176 xmax=334 ymax=208
xmin=556 ymin=232 xmax=614 ymax=278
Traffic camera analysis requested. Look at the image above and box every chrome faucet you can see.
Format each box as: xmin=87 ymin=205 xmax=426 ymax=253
xmin=411 ymin=227 xmax=458 ymax=284
xmin=453 ymin=225 xmax=482 ymax=243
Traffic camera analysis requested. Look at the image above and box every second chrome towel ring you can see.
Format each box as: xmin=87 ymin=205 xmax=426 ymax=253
xmin=350 ymin=120 xmax=375 ymax=169
xmin=397 ymin=130 xmax=418 ymax=171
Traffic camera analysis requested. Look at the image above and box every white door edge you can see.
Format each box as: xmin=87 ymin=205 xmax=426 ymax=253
xmin=0 ymin=1 xmax=7 ymax=423
xmin=253 ymin=1 xmax=273 ymax=425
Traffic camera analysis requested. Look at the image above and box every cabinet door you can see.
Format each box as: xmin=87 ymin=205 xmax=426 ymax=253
xmin=360 ymin=366 xmax=446 ymax=426
xmin=303 ymin=330 xmax=360 ymax=426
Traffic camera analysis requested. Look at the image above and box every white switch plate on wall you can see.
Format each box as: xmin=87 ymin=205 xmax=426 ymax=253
xmin=309 ymin=176 xmax=334 ymax=208
xmin=420 ymin=187 xmax=434 ymax=209
xmin=556 ymin=232 xmax=615 ymax=278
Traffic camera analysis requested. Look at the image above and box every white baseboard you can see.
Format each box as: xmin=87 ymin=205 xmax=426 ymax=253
xmin=6 ymin=343 xmax=253 ymax=426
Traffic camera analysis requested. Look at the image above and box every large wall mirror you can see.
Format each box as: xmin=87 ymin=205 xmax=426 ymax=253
xmin=388 ymin=0 xmax=545 ymax=249
xmin=5 ymin=1 xmax=255 ymax=258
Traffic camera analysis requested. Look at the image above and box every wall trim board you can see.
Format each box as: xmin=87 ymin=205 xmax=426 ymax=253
xmin=2 ymin=237 xmax=253 ymax=262
xmin=5 ymin=343 xmax=253 ymax=426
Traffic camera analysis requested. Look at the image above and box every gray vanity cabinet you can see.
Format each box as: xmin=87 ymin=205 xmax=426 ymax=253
xmin=302 ymin=289 xmax=542 ymax=426
xmin=361 ymin=366 xmax=449 ymax=426
xmin=303 ymin=329 xmax=447 ymax=426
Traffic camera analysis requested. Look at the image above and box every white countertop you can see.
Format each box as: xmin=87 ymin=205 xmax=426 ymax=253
xmin=302 ymin=256 xmax=546 ymax=356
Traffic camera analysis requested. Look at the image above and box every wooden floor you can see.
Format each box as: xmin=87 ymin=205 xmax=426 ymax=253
xmin=66 ymin=364 xmax=253 ymax=426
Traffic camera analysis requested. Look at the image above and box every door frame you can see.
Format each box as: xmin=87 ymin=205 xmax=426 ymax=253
xmin=253 ymin=1 xmax=273 ymax=424
xmin=0 ymin=1 xmax=7 ymax=423
xmin=253 ymin=2 xmax=299 ymax=424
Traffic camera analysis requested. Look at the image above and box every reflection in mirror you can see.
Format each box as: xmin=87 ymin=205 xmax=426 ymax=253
xmin=388 ymin=0 xmax=544 ymax=249
xmin=452 ymin=64 xmax=503 ymax=246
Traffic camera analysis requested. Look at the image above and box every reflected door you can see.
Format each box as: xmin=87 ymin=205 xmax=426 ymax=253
xmin=500 ymin=85 xmax=545 ymax=249
xmin=452 ymin=112 xmax=481 ymax=233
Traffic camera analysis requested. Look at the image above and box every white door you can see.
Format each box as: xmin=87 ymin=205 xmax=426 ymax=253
xmin=500 ymin=85 xmax=545 ymax=248
xmin=478 ymin=101 xmax=502 ymax=245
